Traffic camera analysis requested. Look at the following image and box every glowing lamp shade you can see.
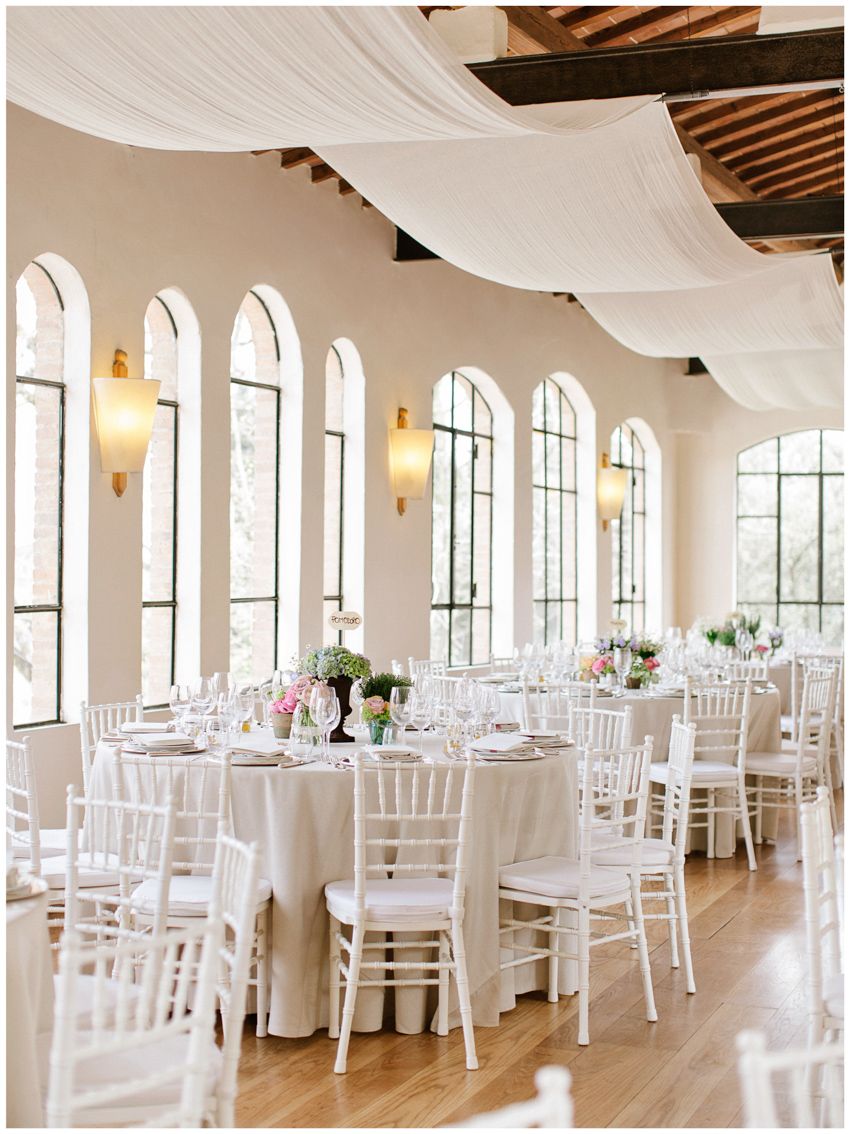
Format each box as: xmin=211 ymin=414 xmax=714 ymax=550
xmin=597 ymin=461 xmax=628 ymax=531
xmin=389 ymin=417 xmax=435 ymax=516
xmin=92 ymin=377 xmax=161 ymax=474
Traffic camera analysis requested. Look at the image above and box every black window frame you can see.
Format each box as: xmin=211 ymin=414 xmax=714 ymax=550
xmin=532 ymin=377 xmax=578 ymax=646
xmin=736 ymin=429 xmax=844 ymax=637
xmin=229 ymin=289 xmax=282 ymax=674
xmin=323 ymin=344 xmax=345 ymax=644
xmin=431 ymin=371 xmax=494 ymax=667
xmin=141 ymin=295 xmax=179 ymax=710
xmin=611 ymin=422 xmax=646 ymax=632
xmin=13 ymin=262 xmax=65 ymax=729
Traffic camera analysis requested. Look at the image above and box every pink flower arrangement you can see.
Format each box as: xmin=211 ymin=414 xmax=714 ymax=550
xmin=277 ymin=674 xmax=320 ymax=713
xmin=269 ymin=697 xmax=290 ymax=716
xmin=363 ymin=696 xmax=388 ymax=717
xmin=644 ymin=656 xmax=660 ymax=671
xmin=754 ymin=644 xmax=769 ymax=655
xmin=591 ymin=655 xmax=614 ymax=676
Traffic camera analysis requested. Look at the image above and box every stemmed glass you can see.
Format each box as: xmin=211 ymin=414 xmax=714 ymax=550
xmin=476 ymin=684 xmax=500 ymax=734
xmin=613 ymin=647 xmax=632 ymax=694
xmin=190 ymin=677 xmax=214 ymax=744
xmin=389 ymin=686 xmax=413 ymax=744
xmin=350 ymin=678 xmax=366 ymax=727
xmin=409 ymin=690 xmax=433 ymax=754
xmin=236 ymin=685 xmax=256 ymax=734
xmin=310 ymin=685 xmax=339 ymax=763
xmin=735 ymin=628 xmax=754 ymax=661
xmin=169 ymin=683 xmax=190 ymax=731
xmin=216 ymin=691 xmax=239 ymax=751
xmin=452 ymin=678 xmax=477 ymax=745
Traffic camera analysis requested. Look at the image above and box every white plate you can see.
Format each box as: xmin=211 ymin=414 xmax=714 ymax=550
xmin=119 ymin=721 xmax=173 ymax=734
xmin=366 ymin=746 xmax=422 ymax=763
xmin=479 ymin=751 xmax=545 ymax=762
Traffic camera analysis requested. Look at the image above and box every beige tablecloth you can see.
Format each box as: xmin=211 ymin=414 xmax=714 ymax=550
xmin=6 ymin=889 xmax=53 ymax=1128
xmin=91 ymin=737 xmax=578 ymax=1038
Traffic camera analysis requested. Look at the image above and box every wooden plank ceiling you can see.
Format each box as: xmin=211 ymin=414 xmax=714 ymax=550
xmin=256 ymin=6 xmax=843 ymax=260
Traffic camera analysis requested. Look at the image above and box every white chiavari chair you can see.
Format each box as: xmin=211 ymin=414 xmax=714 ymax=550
xmin=7 ymin=737 xmax=72 ymax=863
xmin=747 ymin=667 xmax=837 ymax=860
xmin=46 ymin=920 xmax=223 ymax=1128
xmin=80 ymin=696 xmax=144 ymax=797
xmin=523 ymin=679 xmax=595 ymax=732
xmin=801 ymin=788 xmax=844 ymax=1049
xmin=450 ymin=1066 xmax=573 ymax=1128
xmin=432 ymin=673 xmax=463 ymax=727
xmin=499 ymin=739 xmax=657 ymax=1046
xmin=489 ymin=653 xmax=517 ymax=674
xmin=592 ymin=719 xmax=698 ymax=994
xmin=112 ymin=749 xmax=272 ymax=1038
xmin=568 ymin=705 xmax=633 ymax=751
xmin=652 ymin=680 xmax=757 ymax=869
xmin=326 ymin=753 xmax=478 ymax=1074
xmin=736 ymin=1030 xmax=844 ymax=1129
xmin=835 ymin=833 xmax=844 ymax=935
xmin=726 ymin=658 xmax=769 ymax=682
xmin=408 ymin=657 xmax=448 ymax=680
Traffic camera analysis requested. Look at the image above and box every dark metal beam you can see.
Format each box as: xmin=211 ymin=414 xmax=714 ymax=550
xmin=394 ymin=197 xmax=844 ymax=262
xmin=466 ymin=29 xmax=843 ymax=104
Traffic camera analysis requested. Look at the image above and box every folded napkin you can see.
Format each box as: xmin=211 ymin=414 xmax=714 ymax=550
xmin=230 ymin=732 xmax=288 ymax=757
xmin=132 ymin=732 xmax=193 ymax=748
xmin=119 ymin=721 xmax=172 ymax=734
xmin=470 ymin=733 xmax=529 ymax=754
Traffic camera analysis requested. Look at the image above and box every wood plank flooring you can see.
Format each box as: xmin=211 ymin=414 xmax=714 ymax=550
xmin=234 ymin=797 xmax=842 ymax=1128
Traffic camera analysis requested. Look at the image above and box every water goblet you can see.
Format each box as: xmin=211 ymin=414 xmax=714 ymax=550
xmin=310 ymin=686 xmax=338 ymax=763
xmin=389 ymin=685 xmax=413 ymax=741
xmin=613 ymin=647 xmax=632 ymax=694
xmin=409 ymin=691 xmax=433 ymax=755
xmin=350 ymin=677 xmax=366 ymax=726
xmin=169 ymin=683 xmax=190 ymax=729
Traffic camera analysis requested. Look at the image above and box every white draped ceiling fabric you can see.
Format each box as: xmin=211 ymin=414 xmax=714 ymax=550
xmin=7 ymin=5 xmax=842 ymax=411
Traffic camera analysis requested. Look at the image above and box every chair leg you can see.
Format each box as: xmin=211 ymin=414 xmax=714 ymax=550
xmin=661 ymin=873 xmax=679 ymax=970
xmin=674 ymin=864 xmax=696 ymax=994
xmin=328 ymin=915 xmax=341 ymax=1040
xmin=547 ymin=907 xmax=560 ymax=1002
xmin=437 ymin=931 xmax=450 ymax=1035
xmin=577 ymin=905 xmax=591 ymax=1046
xmin=631 ymin=882 xmax=657 ymax=1023
xmin=707 ymin=789 xmax=716 ymax=859
xmin=794 ymin=776 xmax=804 ymax=863
xmin=624 ymin=894 xmax=638 ymax=950
xmin=255 ymin=905 xmax=269 ymax=1038
xmin=450 ymin=920 xmax=478 ymax=1070
xmin=822 ymin=758 xmax=838 ymax=831
xmin=738 ymin=777 xmax=757 ymax=871
xmin=334 ymin=921 xmax=365 ymax=1074
xmin=755 ymin=776 xmax=763 ymax=845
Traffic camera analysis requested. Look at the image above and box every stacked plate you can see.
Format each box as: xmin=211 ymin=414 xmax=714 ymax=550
xmin=469 ymin=733 xmax=544 ymax=762
xmin=516 ymin=730 xmax=571 ymax=749
xmin=365 ymin=745 xmax=422 ymax=763
xmin=122 ymin=732 xmax=199 ymax=756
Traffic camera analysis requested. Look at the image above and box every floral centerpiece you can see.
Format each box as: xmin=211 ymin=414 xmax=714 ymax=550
xmin=360 ymin=672 xmax=413 ymax=744
xmin=584 ymin=624 xmax=663 ymax=688
xmin=702 ymin=612 xmax=764 ymax=651
xmin=767 ymin=627 xmax=783 ymax=655
xmin=295 ymin=646 xmax=372 ymax=743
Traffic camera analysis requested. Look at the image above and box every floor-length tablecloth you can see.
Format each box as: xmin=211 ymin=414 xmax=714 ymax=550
xmin=91 ymin=738 xmax=579 ymax=1038
xmin=6 ymin=889 xmax=53 ymax=1128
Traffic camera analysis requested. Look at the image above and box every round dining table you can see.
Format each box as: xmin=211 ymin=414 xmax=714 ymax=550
xmin=90 ymin=734 xmax=579 ymax=1039
xmin=6 ymin=887 xmax=53 ymax=1128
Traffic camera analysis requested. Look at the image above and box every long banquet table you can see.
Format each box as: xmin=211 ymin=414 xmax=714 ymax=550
xmin=91 ymin=735 xmax=579 ymax=1038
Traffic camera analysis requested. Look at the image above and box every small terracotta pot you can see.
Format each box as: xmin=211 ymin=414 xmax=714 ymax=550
xmin=271 ymin=712 xmax=293 ymax=739
xmin=625 ymin=676 xmax=642 ymax=690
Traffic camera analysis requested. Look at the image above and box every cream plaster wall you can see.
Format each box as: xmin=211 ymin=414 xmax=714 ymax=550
xmin=5 ymin=105 xmax=841 ymax=822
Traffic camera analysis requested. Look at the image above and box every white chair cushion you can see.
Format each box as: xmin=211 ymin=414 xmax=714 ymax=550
xmin=132 ymin=873 xmax=272 ymax=917
xmin=499 ymin=856 xmax=629 ymax=901
xmin=650 ymin=760 xmax=740 ymax=784
xmin=38 ymin=1029 xmax=221 ymax=1121
xmin=745 ymin=752 xmax=818 ymax=776
xmin=591 ymin=833 xmax=675 ymax=868
xmin=52 ymin=973 xmax=143 ymax=1028
xmin=11 ymin=827 xmax=74 ymax=861
xmin=823 ymin=973 xmax=844 ymax=1020
xmin=42 ymin=854 xmax=121 ymax=890
xmin=325 ymin=877 xmax=454 ymax=923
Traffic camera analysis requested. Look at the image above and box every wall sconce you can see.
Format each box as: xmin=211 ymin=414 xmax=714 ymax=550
xmin=92 ymin=349 xmax=160 ymax=497
xmin=597 ymin=452 xmax=628 ymax=531
xmin=389 ymin=407 xmax=435 ymax=516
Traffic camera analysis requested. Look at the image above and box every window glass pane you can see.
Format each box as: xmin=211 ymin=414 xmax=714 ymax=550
xmin=545 ymin=602 xmax=561 ymax=647
xmin=431 ymin=429 xmax=452 ymax=605
xmin=230 ymin=383 xmax=279 ymax=598
xmin=632 ymin=513 xmax=645 ymax=602
xmin=15 ymin=382 xmax=62 ymax=606
xmin=633 ymin=467 xmax=645 ymax=516
xmin=780 ymin=430 xmax=820 ymax=473
xmin=821 ymin=430 xmax=843 ymax=473
xmin=142 ymin=606 xmax=174 ymax=707
xmin=323 ymin=432 xmax=343 ymax=598
xmin=532 ymin=382 xmax=545 ymax=431
xmin=778 ymin=603 xmax=822 ymax=638
xmin=561 ymin=491 xmax=576 ymax=601
xmin=13 ymin=610 xmax=59 ymax=725
xmin=144 ymin=300 xmax=178 ymax=400
xmin=143 ymin=403 xmax=176 ymax=603
xmin=453 ymin=374 xmax=473 ymax=434
xmin=562 ymin=600 xmax=578 ymax=648
xmin=532 ymin=488 xmax=546 ymax=601
xmin=738 ymin=437 xmax=778 ymax=473
xmin=561 ymin=397 xmax=576 ymax=439
xmin=471 ymin=607 xmax=490 ymax=666
xmin=452 ymin=433 xmax=473 ymax=605
xmin=779 ymin=476 xmax=819 ymax=601
xmin=474 ymin=436 xmax=492 ymax=494
xmin=430 ymin=609 xmax=449 ymax=665
xmin=544 ymin=380 xmax=561 ymax=431
xmin=820 ymin=605 xmax=844 ymax=646
xmin=532 ymin=431 xmax=545 ymax=487
xmin=561 ymin=437 xmax=576 ymax=492
xmin=533 ymin=601 xmax=546 ymax=646
xmin=473 ymin=388 xmax=492 ymax=437
xmin=737 ymin=517 xmax=777 ymax=603
xmin=822 ymin=475 xmax=843 ymax=603
xmin=232 ymin=292 xmax=278 ymax=384
xmin=16 ymin=275 xmax=37 ymax=379
xmin=325 ymin=346 xmax=344 ymax=433
xmin=737 ymin=473 xmax=777 ymax=517
xmin=230 ymin=601 xmax=276 ymax=685
xmin=545 ymin=432 xmax=560 ymax=488
xmin=433 ymin=374 xmax=453 ymax=428
xmin=545 ymin=489 xmax=561 ymax=598
xmin=473 ymin=493 xmax=491 ymax=606
xmin=450 ymin=607 xmax=471 ymax=668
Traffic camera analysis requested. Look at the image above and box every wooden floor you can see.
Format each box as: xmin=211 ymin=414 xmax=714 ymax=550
xmin=234 ymin=797 xmax=843 ymax=1129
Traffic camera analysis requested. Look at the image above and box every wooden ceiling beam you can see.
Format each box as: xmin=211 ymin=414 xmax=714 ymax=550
xmin=763 ymin=169 xmax=843 ymax=198
xmin=279 ymin=147 xmax=317 ymax=169
xmin=650 ymin=6 xmax=760 ymax=44
xmin=744 ymin=140 xmax=844 ymax=184
xmin=310 ymin=163 xmax=335 ymax=183
xmin=698 ymin=92 xmax=840 ymax=147
xmin=675 ymin=90 xmax=825 ymax=134
xmin=554 ymin=7 xmax=621 ymax=34
xmin=581 ymin=6 xmax=690 ymax=48
xmin=712 ymin=101 xmax=842 ymax=158
xmin=467 ymin=29 xmax=843 ymax=104
xmin=731 ymin=125 xmax=844 ymax=171
xmin=505 ymin=6 xmax=587 ymax=54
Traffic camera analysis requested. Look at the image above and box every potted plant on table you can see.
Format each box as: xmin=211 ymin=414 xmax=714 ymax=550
xmin=360 ymin=672 xmax=413 ymax=745
xmin=296 ymin=646 xmax=372 ymax=743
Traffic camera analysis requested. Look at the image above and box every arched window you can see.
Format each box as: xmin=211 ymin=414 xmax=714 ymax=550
xmin=737 ymin=429 xmax=843 ymax=643
xmin=230 ymin=290 xmax=282 ymax=681
xmin=532 ymin=378 xmax=577 ymax=645
xmin=142 ymin=296 xmax=179 ymax=707
xmin=323 ymin=345 xmax=345 ymax=640
xmin=431 ymin=371 xmax=493 ymax=666
xmin=14 ymin=263 xmax=65 ymax=726
xmin=611 ymin=422 xmax=646 ymax=631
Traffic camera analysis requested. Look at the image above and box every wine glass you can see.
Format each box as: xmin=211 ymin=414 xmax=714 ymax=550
xmin=389 ymin=686 xmax=413 ymax=741
xmin=236 ymin=685 xmax=256 ymax=734
xmin=290 ymin=701 xmax=317 ymax=760
xmin=310 ymin=686 xmax=338 ymax=763
xmin=212 ymin=671 xmax=233 ymax=698
xmin=409 ymin=690 xmax=433 ymax=754
xmin=477 ymin=684 xmax=501 ymax=734
xmin=190 ymin=677 xmax=214 ymax=743
xmin=452 ymin=678 xmax=476 ymax=744
xmin=216 ymin=691 xmax=239 ymax=751
xmin=169 ymin=683 xmax=190 ymax=729
xmin=735 ymin=628 xmax=754 ymax=661
xmin=613 ymin=647 xmax=632 ymax=694
xmin=350 ymin=677 xmax=366 ymax=727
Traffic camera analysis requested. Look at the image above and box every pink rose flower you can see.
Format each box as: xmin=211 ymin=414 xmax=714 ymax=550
xmin=270 ymin=698 xmax=290 ymax=716
xmin=644 ymin=657 xmax=660 ymax=670
xmin=755 ymin=644 xmax=768 ymax=654
xmin=364 ymin=696 xmax=387 ymax=715
xmin=591 ymin=656 xmax=608 ymax=675
xmin=281 ymin=674 xmax=314 ymax=713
